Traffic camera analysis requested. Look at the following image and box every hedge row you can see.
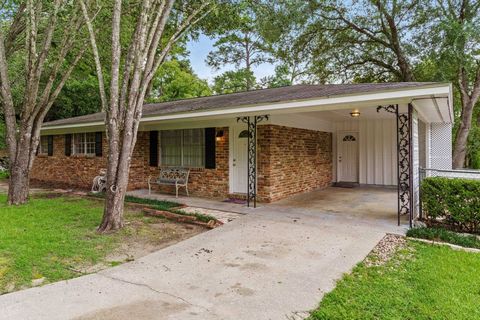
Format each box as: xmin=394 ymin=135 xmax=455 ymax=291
xmin=421 ymin=177 xmax=480 ymax=234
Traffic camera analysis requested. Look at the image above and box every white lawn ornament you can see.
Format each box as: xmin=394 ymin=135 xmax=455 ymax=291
xmin=91 ymin=169 xmax=107 ymax=193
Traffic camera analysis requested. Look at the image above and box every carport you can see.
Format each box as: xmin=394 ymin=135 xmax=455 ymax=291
xmin=231 ymin=84 xmax=453 ymax=227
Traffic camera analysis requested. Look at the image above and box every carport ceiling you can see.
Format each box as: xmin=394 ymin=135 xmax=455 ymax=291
xmin=300 ymin=106 xmax=396 ymax=121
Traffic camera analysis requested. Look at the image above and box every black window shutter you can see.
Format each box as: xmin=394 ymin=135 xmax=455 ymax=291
xmin=47 ymin=135 xmax=54 ymax=156
xmin=149 ymin=131 xmax=159 ymax=166
xmin=204 ymin=128 xmax=216 ymax=169
xmin=95 ymin=132 xmax=103 ymax=157
xmin=65 ymin=134 xmax=72 ymax=156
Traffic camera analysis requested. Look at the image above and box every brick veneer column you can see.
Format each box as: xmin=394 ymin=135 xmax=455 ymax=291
xmin=257 ymin=124 xmax=332 ymax=202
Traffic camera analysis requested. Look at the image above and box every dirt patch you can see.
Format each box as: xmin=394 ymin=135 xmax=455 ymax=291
xmin=110 ymin=214 xmax=204 ymax=261
xmin=74 ymin=209 xmax=205 ymax=274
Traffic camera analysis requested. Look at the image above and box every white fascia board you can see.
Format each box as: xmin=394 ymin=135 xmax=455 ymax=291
xmin=40 ymin=123 xmax=105 ymax=135
xmin=41 ymin=84 xmax=451 ymax=133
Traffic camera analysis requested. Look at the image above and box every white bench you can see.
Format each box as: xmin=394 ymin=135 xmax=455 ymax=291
xmin=148 ymin=167 xmax=190 ymax=198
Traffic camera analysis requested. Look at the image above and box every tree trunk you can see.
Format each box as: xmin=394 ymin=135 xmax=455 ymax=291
xmin=453 ymin=99 xmax=474 ymax=169
xmin=453 ymin=120 xmax=470 ymax=168
xmin=6 ymin=126 xmax=39 ymax=205
xmin=97 ymin=123 xmax=138 ymax=233
xmin=97 ymin=143 xmax=131 ymax=232
xmin=398 ymin=54 xmax=414 ymax=82
xmin=8 ymin=160 xmax=30 ymax=205
xmin=98 ymin=187 xmax=125 ymax=232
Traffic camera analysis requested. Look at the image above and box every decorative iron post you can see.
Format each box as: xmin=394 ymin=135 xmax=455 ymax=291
xmin=237 ymin=115 xmax=269 ymax=207
xmin=377 ymin=104 xmax=413 ymax=226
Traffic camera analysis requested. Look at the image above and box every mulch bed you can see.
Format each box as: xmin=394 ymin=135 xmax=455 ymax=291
xmin=143 ymin=207 xmax=223 ymax=229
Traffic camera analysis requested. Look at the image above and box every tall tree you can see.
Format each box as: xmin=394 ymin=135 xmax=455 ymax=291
xmin=148 ymin=59 xmax=211 ymax=102
xmin=212 ymin=68 xmax=255 ymax=94
xmin=256 ymin=1 xmax=321 ymax=86
xmin=80 ymin=0 xmax=212 ymax=232
xmin=434 ymin=0 xmax=480 ymax=168
xmin=206 ymin=0 xmax=271 ymax=91
xmin=0 ymin=0 xmax=87 ymax=204
xmin=47 ymin=75 xmax=101 ymax=121
xmin=282 ymin=0 xmax=427 ymax=82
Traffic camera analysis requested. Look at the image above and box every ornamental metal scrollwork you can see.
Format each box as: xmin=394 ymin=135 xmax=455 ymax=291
xmin=397 ymin=112 xmax=411 ymax=218
xmin=377 ymin=104 xmax=412 ymax=227
xmin=236 ymin=115 xmax=269 ymax=207
xmin=376 ymin=105 xmax=397 ymax=114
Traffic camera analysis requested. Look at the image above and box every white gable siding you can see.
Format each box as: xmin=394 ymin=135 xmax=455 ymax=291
xmin=335 ymin=119 xmax=397 ymax=185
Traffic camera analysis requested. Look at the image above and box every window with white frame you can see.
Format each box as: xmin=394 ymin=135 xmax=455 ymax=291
xmin=39 ymin=136 xmax=49 ymax=154
xmin=160 ymin=129 xmax=205 ymax=167
xmin=73 ymin=132 xmax=96 ymax=155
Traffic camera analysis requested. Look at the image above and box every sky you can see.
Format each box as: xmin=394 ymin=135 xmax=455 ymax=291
xmin=186 ymin=34 xmax=276 ymax=84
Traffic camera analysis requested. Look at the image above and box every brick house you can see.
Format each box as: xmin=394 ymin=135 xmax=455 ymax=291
xmin=35 ymin=83 xmax=453 ymax=225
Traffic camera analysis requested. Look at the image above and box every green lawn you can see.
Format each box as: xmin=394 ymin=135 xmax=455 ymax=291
xmin=0 ymin=193 xmax=192 ymax=294
xmin=309 ymin=241 xmax=480 ymax=320
xmin=0 ymin=194 xmax=120 ymax=293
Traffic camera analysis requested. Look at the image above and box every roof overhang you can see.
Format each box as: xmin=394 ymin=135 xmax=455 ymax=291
xmin=41 ymin=83 xmax=453 ymax=134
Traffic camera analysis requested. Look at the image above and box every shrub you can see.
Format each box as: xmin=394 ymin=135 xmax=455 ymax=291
xmin=89 ymin=192 xmax=180 ymax=211
xmin=421 ymin=177 xmax=480 ymax=233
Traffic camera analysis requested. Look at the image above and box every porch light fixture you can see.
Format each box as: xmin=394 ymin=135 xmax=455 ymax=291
xmin=350 ymin=109 xmax=361 ymax=117
xmin=216 ymin=130 xmax=224 ymax=141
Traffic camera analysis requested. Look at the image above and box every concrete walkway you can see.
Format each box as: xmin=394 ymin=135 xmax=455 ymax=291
xmin=0 ymin=203 xmax=404 ymax=320
xmin=128 ymin=189 xmax=258 ymax=215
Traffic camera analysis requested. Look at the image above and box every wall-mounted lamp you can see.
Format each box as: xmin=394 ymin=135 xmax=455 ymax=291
xmin=350 ymin=109 xmax=361 ymax=117
xmin=216 ymin=130 xmax=224 ymax=141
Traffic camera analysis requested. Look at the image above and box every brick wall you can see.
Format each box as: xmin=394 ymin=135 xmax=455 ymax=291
xmin=31 ymin=125 xmax=332 ymax=202
xmin=31 ymin=134 xmax=108 ymax=190
xmin=257 ymin=124 xmax=332 ymax=202
xmin=31 ymin=128 xmax=230 ymax=198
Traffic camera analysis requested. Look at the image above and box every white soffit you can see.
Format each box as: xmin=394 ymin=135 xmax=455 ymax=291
xmin=412 ymin=95 xmax=452 ymax=124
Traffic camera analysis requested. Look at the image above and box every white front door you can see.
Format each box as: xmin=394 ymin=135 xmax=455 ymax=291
xmin=337 ymin=132 xmax=359 ymax=183
xmin=232 ymin=126 xmax=249 ymax=193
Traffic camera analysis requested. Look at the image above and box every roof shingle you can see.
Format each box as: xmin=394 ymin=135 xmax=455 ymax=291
xmin=43 ymin=82 xmax=441 ymax=127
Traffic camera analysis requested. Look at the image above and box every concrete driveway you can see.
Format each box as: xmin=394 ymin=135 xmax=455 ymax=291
xmin=0 ymin=204 xmax=403 ymax=320
xmin=272 ymin=185 xmax=409 ymax=227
